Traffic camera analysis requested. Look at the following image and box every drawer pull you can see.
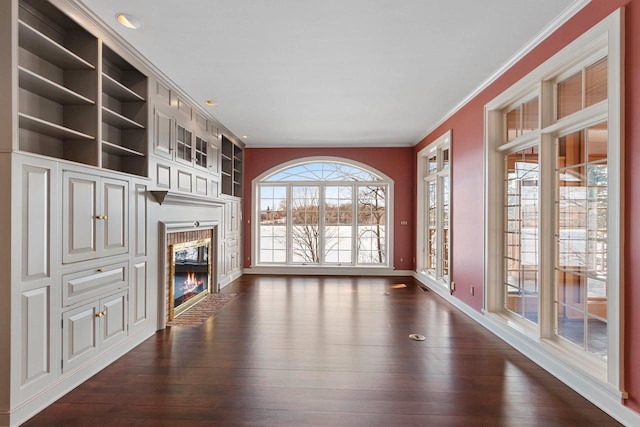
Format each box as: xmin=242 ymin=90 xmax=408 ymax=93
xmin=95 ymin=214 xmax=108 ymax=220
xmin=95 ymin=310 xmax=105 ymax=318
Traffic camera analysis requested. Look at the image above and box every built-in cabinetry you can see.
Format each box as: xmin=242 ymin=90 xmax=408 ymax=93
xmin=62 ymin=171 xmax=128 ymax=263
xmin=101 ymin=46 xmax=148 ymax=176
xmin=222 ymin=198 xmax=242 ymax=281
xmin=9 ymin=153 xmax=153 ymax=425
xmin=17 ymin=0 xmax=98 ymax=165
xmin=221 ymin=135 xmax=243 ymax=197
xmin=2 ymin=0 xmax=241 ymax=424
xmin=150 ymin=83 xmax=227 ymax=198
xmin=17 ymin=0 xmax=148 ymax=177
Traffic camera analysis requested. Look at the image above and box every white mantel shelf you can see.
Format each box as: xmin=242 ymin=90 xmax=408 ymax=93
xmin=149 ymin=191 xmax=226 ymax=208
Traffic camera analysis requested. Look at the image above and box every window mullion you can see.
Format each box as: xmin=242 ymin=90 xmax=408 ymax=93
xmin=286 ymin=184 xmax=293 ymax=264
xmin=539 ymin=134 xmax=556 ymax=339
xmin=436 ymin=174 xmax=443 ymax=280
xmin=319 ymin=184 xmax=326 ymax=264
xmin=351 ymin=184 xmax=357 ymax=266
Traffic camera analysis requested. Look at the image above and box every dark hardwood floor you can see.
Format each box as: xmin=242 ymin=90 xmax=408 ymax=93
xmin=23 ymin=276 xmax=621 ymax=426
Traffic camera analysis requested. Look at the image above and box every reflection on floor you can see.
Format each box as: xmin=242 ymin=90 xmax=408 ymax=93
xmin=23 ymin=276 xmax=621 ymax=426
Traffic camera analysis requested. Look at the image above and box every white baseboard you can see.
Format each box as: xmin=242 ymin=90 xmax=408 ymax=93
xmin=6 ymin=325 xmax=156 ymax=427
xmin=245 ymin=266 xmax=413 ymax=276
xmin=412 ymin=272 xmax=640 ymax=427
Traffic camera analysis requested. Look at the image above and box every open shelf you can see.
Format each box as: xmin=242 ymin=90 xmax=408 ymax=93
xmin=102 ymin=140 xmax=145 ymax=157
xmin=99 ymin=45 xmax=147 ymax=177
xmin=221 ymin=135 xmax=243 ymax=197
xmin=19 ymin=66 xmax=94 ymax=105
xmin=19 ymin=113 xmax=94 ymax=140
xmin=102 ymin=107 xmax=145 ymax=129
xmin=102 ymin=73 xmax=145 ymax=102
xmin=18 ymin=20 xmax=94 ymax=70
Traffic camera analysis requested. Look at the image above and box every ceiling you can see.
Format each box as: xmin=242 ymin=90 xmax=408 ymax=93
xmin=77 ymin=0 xmax=580 ymax=148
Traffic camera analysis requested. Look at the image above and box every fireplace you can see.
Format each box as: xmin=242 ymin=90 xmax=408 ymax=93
xmin=160 ymin=217 xmax=221 ymax=326
xmin=170 ymin=238 xmax=212 ymax=319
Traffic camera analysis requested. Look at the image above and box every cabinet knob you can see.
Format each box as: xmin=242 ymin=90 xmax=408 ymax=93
xmin=95 ymin=310 xmax=105 ymax=318
xmin=95 ymin=214 xmax=106 ymax=220
xmin=97 ymin=267 xmax=104 ymax=273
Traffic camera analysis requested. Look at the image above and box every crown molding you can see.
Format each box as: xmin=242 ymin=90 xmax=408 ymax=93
xmin=414 ymin=0 xmax=592 ymax=146
xmin=54 ymin=0 xmax=244 ymax=147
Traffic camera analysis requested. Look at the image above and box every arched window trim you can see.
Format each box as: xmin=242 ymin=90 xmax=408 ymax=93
xmin=251 ymin=157 xmax=394 ymax=270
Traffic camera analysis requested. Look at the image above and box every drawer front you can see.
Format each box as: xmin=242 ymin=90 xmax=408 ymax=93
xmin=62 ymin=262 xmax=128 ymax=307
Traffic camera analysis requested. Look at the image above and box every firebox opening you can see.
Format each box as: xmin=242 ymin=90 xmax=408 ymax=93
xmin=170 ymin=238 xmax=212 ymax=319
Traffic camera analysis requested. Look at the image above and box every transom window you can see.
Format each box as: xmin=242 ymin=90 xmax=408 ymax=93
xmin=255 ymin=159 xmax=391 ymax=266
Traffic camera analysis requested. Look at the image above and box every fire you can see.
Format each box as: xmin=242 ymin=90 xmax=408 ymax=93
xmin=180 ymin=272 xmax=205 ymax=294
xmin=184 ymin=272 xmax=200 ymax=286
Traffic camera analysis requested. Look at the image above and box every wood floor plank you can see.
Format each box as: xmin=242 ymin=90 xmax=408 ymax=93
xmin=22 ymin=276 xmax=621 ymax=426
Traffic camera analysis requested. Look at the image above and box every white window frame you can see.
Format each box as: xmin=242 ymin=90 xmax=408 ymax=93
xmin=484 ymin=9 xmax=623 ymax=393
xmin=252 ymin=157 xmax=394 ymax=269
xmin=417 ymin=130 xmax=451 ymax=291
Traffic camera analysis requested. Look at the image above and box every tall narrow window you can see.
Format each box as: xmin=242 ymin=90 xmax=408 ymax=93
xmin=255 ymin=159 xmax=391 ymax=267
xmin=259 ymin=186 xmax=287 ymax=263
xmin=291 ymin=186 xmax=320 ymax=264
xmin=325 ymin=186 xmax=353 ymax=264
xmin=418 ymin=132 xmax=450 ymax=286
xmin=504 ymin=146 xmax=539 ymax=323
xmin=357 ymin=185 xmax=386 ymax=264
xmin=485 ymin=10 xmax=621 ymax=388
xmin=555 ymin=122 xmax=608 ymax=358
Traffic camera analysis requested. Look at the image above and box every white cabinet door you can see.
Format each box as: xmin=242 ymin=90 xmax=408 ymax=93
xmin=101 ymin=178 xmax=128 ymax=258
xmin=62 ymin=171 xmax=128 ymax=263
xmin=100 ymin=291 xmax=128 ymax=350
xmin=61 ymin=290 xmax=128 ymax=372
xmin=62 ymin=301 xmax=99 ymax=372
xmin=224 ymin=199 xmax=240 ymax=237
xmin=63 ymin=172 xmax=98 ymax=263
xmin=153 ymin=106 xmax=173 ymax=159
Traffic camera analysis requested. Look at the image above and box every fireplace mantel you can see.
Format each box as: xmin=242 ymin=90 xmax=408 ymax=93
xmin=149 ymin=190 xmax=226 ymax=208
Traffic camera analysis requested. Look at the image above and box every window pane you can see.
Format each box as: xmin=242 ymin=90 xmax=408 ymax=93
xmin=585 ymin=57 xmax=608 ymax=107
xmin=357 ymin=186 xmax=386 ymax=264
xmin=428 ymin=155 xmax=437 ymax=174
xmin=504 ymin=147 xmax=539 ymax=323
xmin=259 ymin=186 xmax=287 ymax=264
xmin=558 ymin=131 xmax=585 ymax=168
xmin=506 ymin=106 xmax=520 ymax=141
xmin=266 ymin=162 xmax=382 ymax=182
xmin=587 ymin=122 xmax=608 ymax=161
xmin=555 ymin=124 xmax=608 ymax=359
xmin=427 ymin=180 xmax=437 ymax=273
xmin=291 ymin=186 xmax=320 ymax=263
xmin=557 ymin=71 xmax=582 ymax=119
xmin=557 ymin=305 xmax=585 ymax=348
xmin=442 ymin=148 xmax=449 ymax=170
xmin=325 ymin=186 xmax=353 ymax=264
xmin=442 ymin=175 xmax=450 ymax=278
xmin=522 ymin=97 xmax=539 ymax=135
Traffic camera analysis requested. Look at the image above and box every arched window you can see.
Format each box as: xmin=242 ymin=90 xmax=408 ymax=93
xmin=254 ymin=158 xmax=392 ymax=267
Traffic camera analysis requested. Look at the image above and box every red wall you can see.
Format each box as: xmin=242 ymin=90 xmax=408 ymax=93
xmin=413 ymin=0 xmax=639 ymax=412
xmin=242 ymin=147 xmax=415 ymax=271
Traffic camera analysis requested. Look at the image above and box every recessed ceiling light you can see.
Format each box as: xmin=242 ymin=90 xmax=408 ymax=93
xmin=241 ymin=135 xmax=248 ymax=139
xmin=205 ymin=100 xmax=216 ymax=106
xmin=116 ymin=13 xmax=143 ymax=30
